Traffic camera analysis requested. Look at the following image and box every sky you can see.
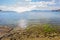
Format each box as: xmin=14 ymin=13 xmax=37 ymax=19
xmin=0 ymin=0 xmax=60 ymax=13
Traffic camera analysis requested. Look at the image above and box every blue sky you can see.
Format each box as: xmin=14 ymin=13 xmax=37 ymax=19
xmin=0 ymin=0 xmax=60 ymax=12
xmin=32 ymin=0 xmax=52 ymax=2
xmin=0 ymin=0 xmax=17 ymax=5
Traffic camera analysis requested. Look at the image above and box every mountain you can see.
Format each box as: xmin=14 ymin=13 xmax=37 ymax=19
xmin=52 ymin=9 xmax=60 ymax=12
xmin=0 ymin=10 xmax=2 ymax=11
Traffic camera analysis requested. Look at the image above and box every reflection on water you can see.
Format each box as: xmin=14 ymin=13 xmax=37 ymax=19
xmin=17 ymin=18 xmax=60 ymax=28
xmin=18 ymin=19 xmax=27 ymax=28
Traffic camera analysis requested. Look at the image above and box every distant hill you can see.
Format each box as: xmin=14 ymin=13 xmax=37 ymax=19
xmin=52 ymin=9 xmax=60 ymax=12
xmin=0 ymin=10 xmax=2 ymax=11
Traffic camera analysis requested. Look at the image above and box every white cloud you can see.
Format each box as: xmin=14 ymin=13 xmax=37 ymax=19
xmin=25 ymin=0 xmax=32 ymax=1
xmin=0 ymin=5 xmax=36 ymax=13
xmin=0 ymin=0 xmax=57 ymax=13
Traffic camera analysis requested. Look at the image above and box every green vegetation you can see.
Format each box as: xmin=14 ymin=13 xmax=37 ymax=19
xmin=26 ymin=24 xmax=55 ymax=33
xmin=43 ymin=24 xmax=56 ymax=33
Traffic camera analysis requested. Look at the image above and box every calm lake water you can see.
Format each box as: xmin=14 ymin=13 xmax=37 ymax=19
xmin=0 ymin=11 xmax=60 ymax=27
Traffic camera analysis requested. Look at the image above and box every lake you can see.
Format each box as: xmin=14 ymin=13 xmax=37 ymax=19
xmin=0 ymin=11 xmax=60 ymax=27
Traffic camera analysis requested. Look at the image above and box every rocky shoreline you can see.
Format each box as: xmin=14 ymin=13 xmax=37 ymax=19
xmin=0 ymin=24 xmax=60 ymax=40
